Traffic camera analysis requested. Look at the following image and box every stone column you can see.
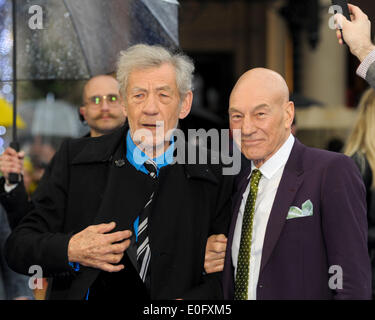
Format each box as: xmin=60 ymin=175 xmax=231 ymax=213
xmin=301 ymin=0 xmax=347 ymax=107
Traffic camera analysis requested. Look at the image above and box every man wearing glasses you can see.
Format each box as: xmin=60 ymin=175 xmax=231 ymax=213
xmin=0 ymin=75 xmax=127 ymax=229
xmin=79 ymin=75 xmax=126 ymax=138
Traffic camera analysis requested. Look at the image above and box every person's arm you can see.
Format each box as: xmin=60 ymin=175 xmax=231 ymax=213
xmin=335 ymin=4 xmax=375 ymax=61
xmin=321 ymin=154 xmax=372 ymax=299
xmin=4 ymin=140 xmax=74 ymax=277
xmin=335 ymin=4 xmax=375 ymax=86
xmin=364 ymin=60 xmax=375 ymax=89
xmin=181 ymin=172 xmax=234 ymax=300
xmin=0 ymin=177 xmax=31 ymax=229
xmin=0 ymin=147 xmax=30 ymax=229
xmin=5 ymin=140 xmax=132 ymax=278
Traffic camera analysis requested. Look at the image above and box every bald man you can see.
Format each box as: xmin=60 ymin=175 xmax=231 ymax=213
xmin=221 ymin=68 xmax=371 ymax=299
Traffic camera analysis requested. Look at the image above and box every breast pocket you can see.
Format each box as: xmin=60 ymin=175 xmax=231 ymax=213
xmin=280 ymin=216 xmax=316 ymax=245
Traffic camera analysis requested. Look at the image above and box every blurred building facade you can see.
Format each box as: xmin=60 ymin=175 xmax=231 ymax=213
xmin=180 ymin=0 xmax=375 ymax=150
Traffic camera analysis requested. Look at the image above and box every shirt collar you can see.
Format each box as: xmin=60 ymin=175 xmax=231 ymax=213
xmin=250 ymin=134 xmax=295 ymax=180
xmin=126 ymin=131 xmax=174 ymax=171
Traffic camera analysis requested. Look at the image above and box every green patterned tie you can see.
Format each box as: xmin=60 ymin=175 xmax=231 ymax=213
xmin=234 ymin=169 xmax=262 ymax=300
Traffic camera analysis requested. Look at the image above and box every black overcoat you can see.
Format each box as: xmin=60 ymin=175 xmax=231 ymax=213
xmin=5 ymin=125 xmax=233 ymax=300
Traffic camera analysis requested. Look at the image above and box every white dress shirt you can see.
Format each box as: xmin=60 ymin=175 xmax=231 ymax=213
xmin=232 ymin=134 xmax=295 ymax=300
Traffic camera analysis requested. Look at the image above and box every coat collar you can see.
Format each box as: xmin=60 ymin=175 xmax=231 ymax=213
xmin=71 ymin=124 xmax=220 ymax=185
xmin=71 ymin=125 xmax=126 ymax=165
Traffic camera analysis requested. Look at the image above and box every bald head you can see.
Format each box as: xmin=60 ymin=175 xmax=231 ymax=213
xmin=230 ymin=68 xmax=290 ymax=106
xmin=229 ymin=68 xmax=294 ymax=167
xmin=83 ymin=75 xmax=120 ymax=104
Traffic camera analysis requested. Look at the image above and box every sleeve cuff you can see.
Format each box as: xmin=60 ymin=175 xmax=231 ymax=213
xmin=69 ymin=262 xmax=80 ymax=272
xmin=4 ymin=183 xmax=18 ymax=193
xmin=356 ymin=49 xmax=375 ymax=79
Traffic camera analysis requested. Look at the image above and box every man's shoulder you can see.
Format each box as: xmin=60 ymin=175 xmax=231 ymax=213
xmin=176 ymin=142 xmax=234 ymax=185
xmin=62 ymin=126 xmax=127 ymax=163
xmin=296 ymin=141 xmax=356 ymax=172
xmin=68 ymin=126 xmax=122 ymax=147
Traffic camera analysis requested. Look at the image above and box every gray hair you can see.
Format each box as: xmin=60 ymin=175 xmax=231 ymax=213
xmin=116 ymin=44 xmax=195 ymax=100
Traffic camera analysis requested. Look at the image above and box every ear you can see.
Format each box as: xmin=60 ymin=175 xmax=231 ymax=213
xmin=284 ymin=101 xmax=295 ymax=129
xmin=79 ymin=107 xmax=86 ymax=120
xmin=178 ymin=91 xmax=193 ymax=120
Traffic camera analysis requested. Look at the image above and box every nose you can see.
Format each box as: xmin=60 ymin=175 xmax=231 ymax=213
xmin=143 ymin=94 xmax=159 ymax=115
xmin=100 ymin=98 xmax=110 ymax=112
xmin=241 ymin=116 xmax=257 ymax=136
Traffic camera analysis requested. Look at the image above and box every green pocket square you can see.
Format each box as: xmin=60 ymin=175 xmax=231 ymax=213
xmin=287 ymin=200 xmax=313 ymax=220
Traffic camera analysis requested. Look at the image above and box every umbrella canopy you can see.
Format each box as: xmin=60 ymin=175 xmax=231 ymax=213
xmin=0 ymin=0 xmax=180 ymax=82
xmin=30 ymin=94 xmax=81 ymax=138
xmin=0 ymin=0 xmax=180 ymax=154
xmin=0 ymin=97 xmax=26 ymax=128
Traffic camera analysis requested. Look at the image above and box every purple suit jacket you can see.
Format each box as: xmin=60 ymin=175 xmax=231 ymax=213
xmin=223 ymin=139 xmax=372 ymax=300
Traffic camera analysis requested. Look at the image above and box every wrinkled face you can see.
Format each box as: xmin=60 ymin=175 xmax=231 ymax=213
xmin=124 ymin=63 xmax=192 ymax=150
xmin=229 ymin=82 xmax=294 ymax=166
xmin=80 ymin=76 xmax=126 ymax=137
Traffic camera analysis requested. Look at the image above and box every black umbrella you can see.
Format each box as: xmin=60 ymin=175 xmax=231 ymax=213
xmin=0 ymin=0 xmax=179 ymax=182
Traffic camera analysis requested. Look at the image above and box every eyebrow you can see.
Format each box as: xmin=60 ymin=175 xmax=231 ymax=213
xmin=156 ymin=86 xmax=173 ymax=92
xmin=130 ymin=86 xmax=173 ymax=92
xmin=88 ymin=93 xmax=119 ymax=97
xmin=130 ymin=87 xmax=147 ymax=93
xmin=253 ymin=104 xmax=270 ymax=112
xmin=229 ymin=103 xmax=270 ymax=114
xmin=228 ymin=107 xmax=243 ymax=114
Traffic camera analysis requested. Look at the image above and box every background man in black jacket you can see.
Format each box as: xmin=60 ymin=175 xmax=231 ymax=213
xmin=0 ymin=75 xmax=126 ymax=228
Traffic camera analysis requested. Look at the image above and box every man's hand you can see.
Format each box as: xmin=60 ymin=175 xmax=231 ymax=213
xmin=335 ymin=4 xmax=375 ymax=62
xmin=68 ymin=222 xmax=132 ymax=272
xmin=204 ymin=234 xmax=227 ymax=274
xmin=0 ymin=147 xmax=24 ymax=185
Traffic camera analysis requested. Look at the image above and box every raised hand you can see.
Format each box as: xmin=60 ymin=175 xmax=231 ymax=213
xmin=0 ymin=147 xmax=25 ymax=185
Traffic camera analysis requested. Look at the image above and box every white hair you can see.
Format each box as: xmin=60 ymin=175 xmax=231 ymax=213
xmin=116 ymin=44 xmax=195 ymax=100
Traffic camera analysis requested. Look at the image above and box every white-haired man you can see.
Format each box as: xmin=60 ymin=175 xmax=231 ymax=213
xmin=5 ymin=44 xmax=233 ymax=300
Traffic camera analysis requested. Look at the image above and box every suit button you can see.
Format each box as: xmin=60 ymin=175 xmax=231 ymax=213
xmin=259 ymin=284 xmax=263 ymax=288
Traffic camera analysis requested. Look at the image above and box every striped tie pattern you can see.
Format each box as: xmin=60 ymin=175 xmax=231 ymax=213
xmin=137 ymin=159 xmax=158 ymax=283
xmin=234 ymin=169 xmax=262 ymax=300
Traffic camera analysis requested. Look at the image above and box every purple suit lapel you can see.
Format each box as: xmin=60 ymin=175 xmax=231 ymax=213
xmin=260 ymin=139 xmax=304 ymax=272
